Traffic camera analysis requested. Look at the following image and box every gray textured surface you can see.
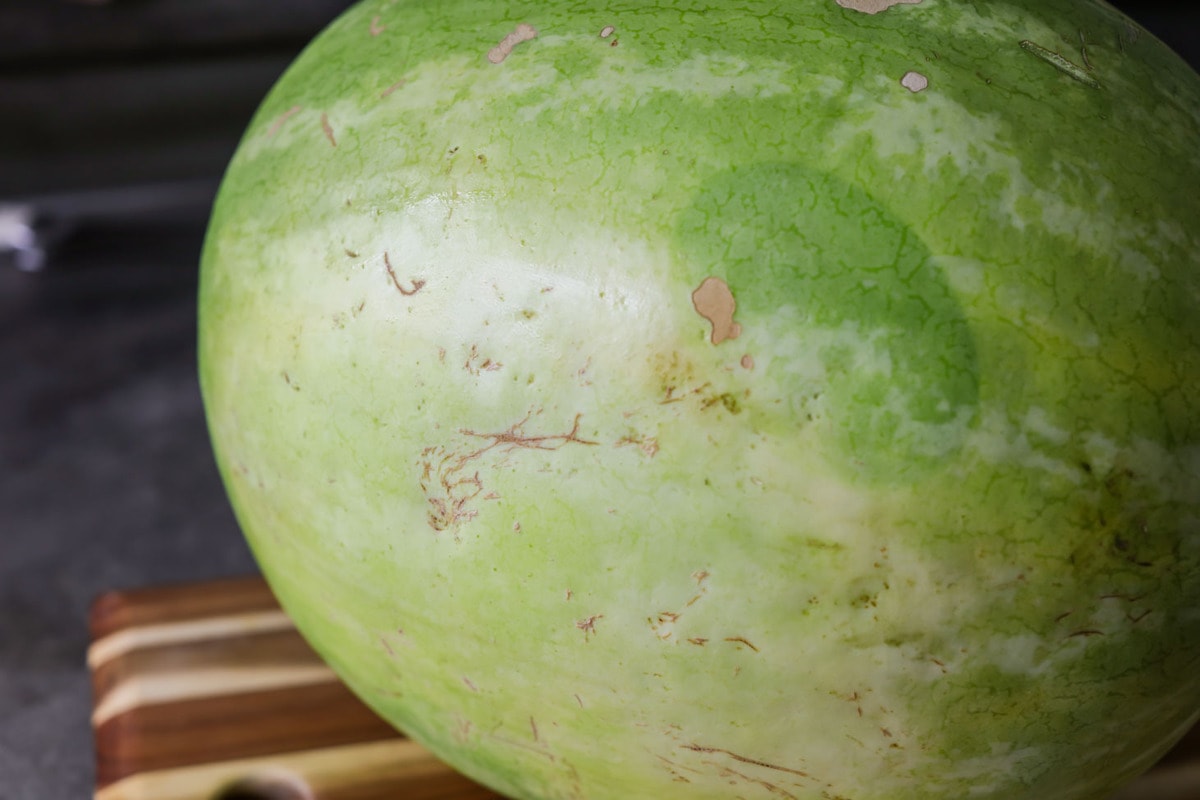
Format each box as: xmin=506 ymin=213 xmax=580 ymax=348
xmin=0 ymin=222 xmax=257 ymax=799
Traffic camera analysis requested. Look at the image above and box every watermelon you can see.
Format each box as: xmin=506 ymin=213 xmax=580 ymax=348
xmin=198 ymin=1 xmax=1200 ymax=797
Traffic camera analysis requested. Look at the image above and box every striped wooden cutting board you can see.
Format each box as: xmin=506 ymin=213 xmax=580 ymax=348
xmin=89 ymin=575 xmax=1200 ymax=800
xmin=88 ymin=575 xmax=499 ymax=800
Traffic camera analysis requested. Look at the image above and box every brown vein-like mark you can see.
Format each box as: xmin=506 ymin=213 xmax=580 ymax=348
xmin=710 ymin=765 xmax=796 ymax=799
xmin=725 ymin=636 xmax=759 ymax=652
xmin=320 ymin=112 xmax=337 ymax=147
xmin=266 ymin=105 xmax=302 ymax=137
xmin=384 ymin=252 xmax=425 ymax=296
xmin=682 ymin=745 xmax=809 ymax=778
xmin=660 ymin=381 xmax=712 ymax=406
xmin=380 ymin=79 xmax=407 ymax=98
xmin=420 ymin=412 xmax=597 ymax=533
xmin=649 ymin=571 xmax=710 ymax=640
xmin=464 ymin=344 xmax=502 ymax=376
xmin=466 ymin=412 xmax=597 ymax=452
xmin=616 ymin=434 xmax=659 ymax=458
xmin=576 ymin=614 xmax=604 ymax=640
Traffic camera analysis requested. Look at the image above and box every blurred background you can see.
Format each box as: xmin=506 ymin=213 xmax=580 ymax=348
xmin=1 ymin=3 xmax=356 ymax=797
xmin=0 ymin=1 xmax=1196 ymax=798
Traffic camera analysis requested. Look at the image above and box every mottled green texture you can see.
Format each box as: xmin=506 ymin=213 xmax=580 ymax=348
xmin=198 ymin=1 xmax=1200 ymax=798
xmin=677 ymin=162 xmax=978 ymax=480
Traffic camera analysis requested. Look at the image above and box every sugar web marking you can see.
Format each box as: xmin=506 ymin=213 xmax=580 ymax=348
xmin=383 ymin=252 xmax=425 ymax=296
xmin=419 ymin=412 xmax=597 ymax=535
xmin=655 ymin=736 xmax=833 ymax=800
xmin=682 ymin=745 xmax=811 ymax=777
xmin=649 ymin=570 xmax=710 ymax=641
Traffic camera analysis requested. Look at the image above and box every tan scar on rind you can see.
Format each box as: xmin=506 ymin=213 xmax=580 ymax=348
xmin=901 ymin=70 xmax=929 ymax=92
xmin=836 ymin=0 xmax=922 ymax=14
xmin=692 ymin=277 xmax=742 ymax=345
xmin=488 ymin=23 xmax=538 ymax=64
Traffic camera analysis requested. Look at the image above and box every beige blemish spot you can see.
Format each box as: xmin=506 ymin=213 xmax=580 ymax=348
xmin=740 ymin=354 xmax=755 ymax=370
xmin=836 ymin=0 xmax=922 ymax=13
xmin=600 ymin=25 xmax=616 ymax=39
xmin=900 ymin=70 xmax=929 ymax=92
xmin=692 ymin=277 xmax=742 ymax=345
xmin=488 ymin=23 xmax=538 ymax=64
xmin=369 ymin=15 xmax=385 ymax=36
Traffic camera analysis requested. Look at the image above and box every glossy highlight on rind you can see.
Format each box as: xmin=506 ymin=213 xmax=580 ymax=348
xmin=198 ymin=1 xmax=1200 ymax=798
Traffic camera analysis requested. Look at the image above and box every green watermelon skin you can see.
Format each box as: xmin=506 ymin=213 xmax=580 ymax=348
xmin=199 ymin=1 xmax=1200 ymax=798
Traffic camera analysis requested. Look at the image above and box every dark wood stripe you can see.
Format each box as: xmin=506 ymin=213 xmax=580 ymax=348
xmin=91 ymin=626 xmax=325 ymax=709
xmin=94 ymin=680 xmax=400 ymax=789
xmin=89 ymin=575 xmax=279 ymax=641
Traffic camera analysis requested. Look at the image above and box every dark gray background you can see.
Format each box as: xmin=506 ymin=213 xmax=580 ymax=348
xmin=1 ymin=2 xmax=1196 ymax=798
xmin=2 ymin=4 xmax=355 ymax=797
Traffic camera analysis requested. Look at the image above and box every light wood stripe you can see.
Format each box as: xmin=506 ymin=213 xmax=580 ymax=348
xmin=88 ymin=609 xmax=296 ymax=669
xmin=94 ymin=738 xmax=498 ymax=800
xmin=92 ymin=662 xmax=338 ymax=727
xmin=91 ymin=626 xmax=326 ymax=708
